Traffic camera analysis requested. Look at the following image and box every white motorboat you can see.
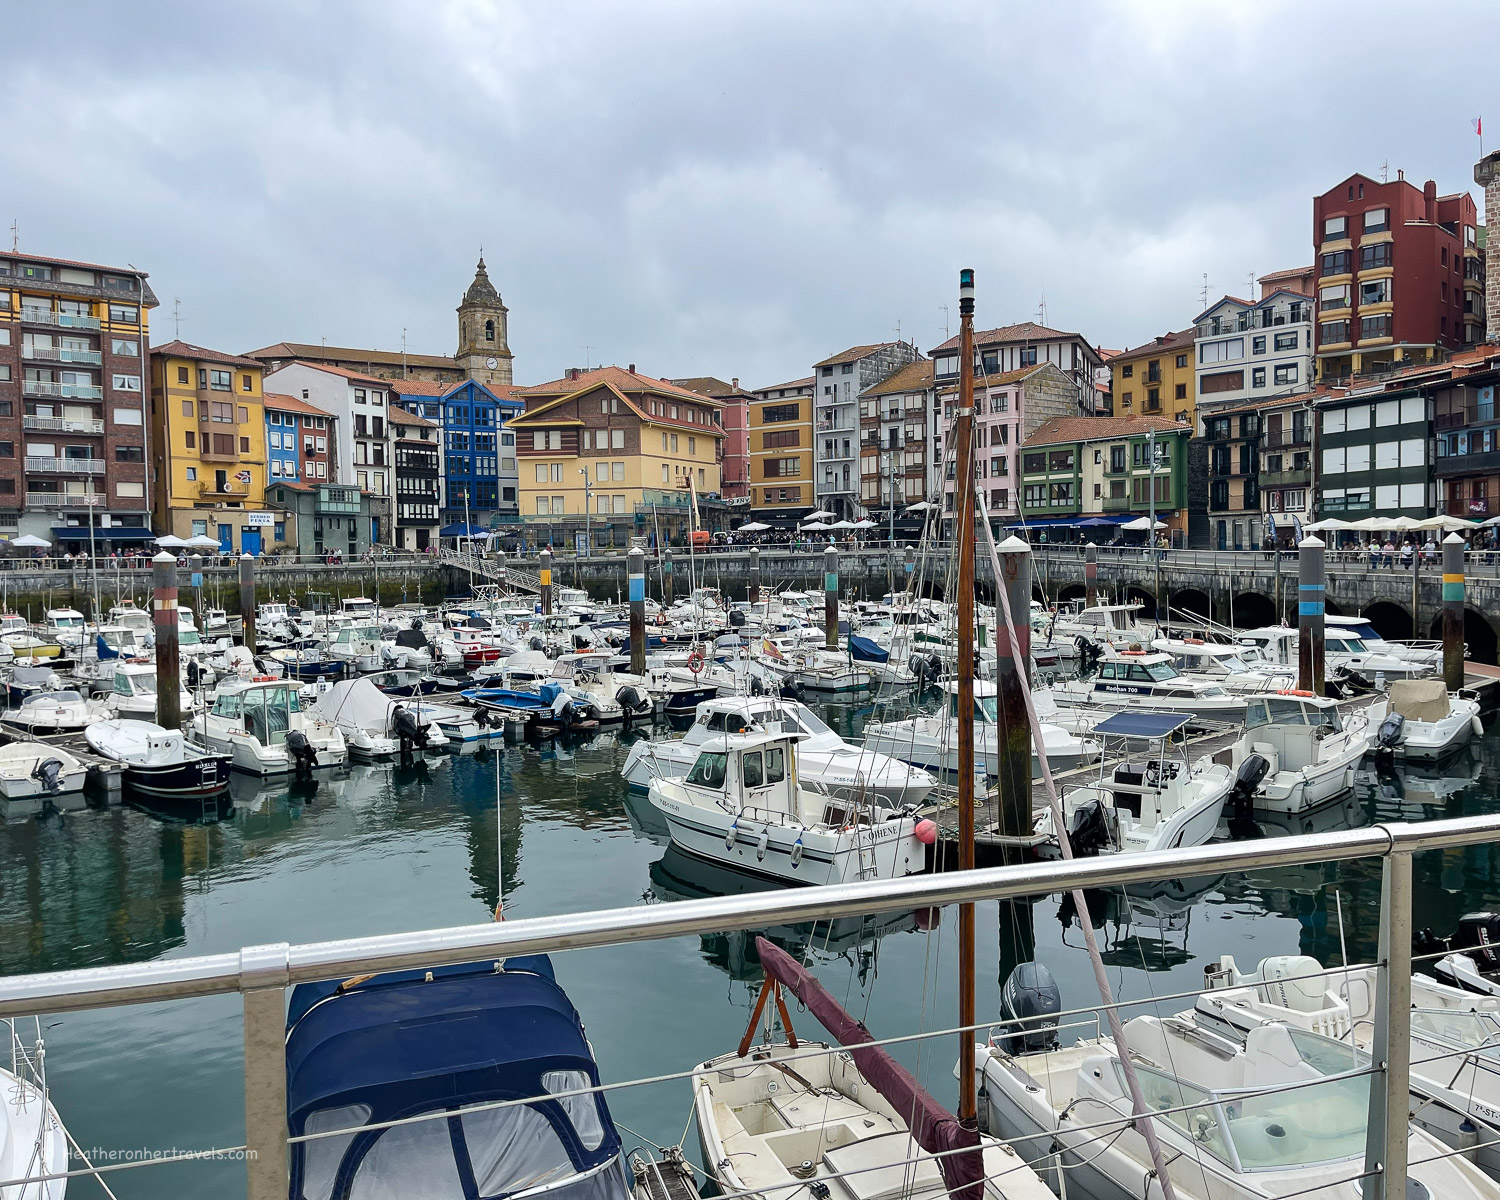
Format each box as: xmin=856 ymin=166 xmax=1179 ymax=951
xmin=1326 ymin=613 xmax=1442 ymax=669
xmin=624 ymin=695 xmax=937 ymax=805
xmin=649 ymin=730 xmax=928 ymax=886
xmin=85 ymin=719 xmax=231 ymax=798
xmin=1 ymin=688 xmax=109 ymax=736
xmin=41 ymin=606 xmax=87 ymax=649
xmin=104 ymin=659 xmax=162 ymax=721
xmin=862 ymin=680 xmax=1100 ymax=780
xmin=1237 ymin=625 xmax=1432 ymax=684
xmin=551 ymin=652 xmax=653 ymax=724
xmin=1052 ymin=648 xmax=1248 ymax=723
xmin=0 ymin=740 xmax=87 ymax=802
xmin=1227 ymin=693 xmax=1371 ymax=816
xmin=187 ymin=676 xmax=347 ymax=775
xmin=326 ymin=623 xmax=384 ymax=673
xmin=1049 ymin=601 xmax=1154 ymax=646
xmin=1198 ymin=952 xmax=1500 ymax=1180
xmin=0 ymin=1018 xmax=71 ymax=1199
xmin=980 ymin=1011 xmax=1496 ymax=1199
xmin=1034 ymin=711 xmax=1238 ymax=857
xmin=310 ymin=677 xmax=449 ymax=759
xmin=1151 ymin=637 xmax=1296 ymax=694
xmin=1370 ymin=678 xmax=1484 ymax=761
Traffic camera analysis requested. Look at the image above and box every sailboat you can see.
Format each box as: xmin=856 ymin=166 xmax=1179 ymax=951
xmin=690 ymin=270 xmax=1053 ymax=1200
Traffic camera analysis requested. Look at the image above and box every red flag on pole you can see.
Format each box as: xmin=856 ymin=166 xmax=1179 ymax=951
xmin=1474 ymin=117 xmax=1483 ymax=137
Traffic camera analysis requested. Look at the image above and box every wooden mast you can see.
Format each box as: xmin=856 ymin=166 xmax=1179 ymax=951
xmin=954 ymin=267 xmax=978 ymax=1126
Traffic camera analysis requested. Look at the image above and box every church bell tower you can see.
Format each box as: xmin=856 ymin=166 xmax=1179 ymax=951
xmin=456 ymin=256 xmax=514 ymax=386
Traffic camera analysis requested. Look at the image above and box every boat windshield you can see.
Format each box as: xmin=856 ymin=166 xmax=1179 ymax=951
xmin=26 ymin=691 xmax=81 ymax=705
xmin=1410 ymin=1008 xmax=1500 ymax=1055
xmin=180 ymin=630 xmax=202 ymax=646
xmin=1326 ymin=636 xmax=1367 ymax=654
xmin=685 ymin=752 xmax=728 ymax=788
xmin=947 ymin=694 xmax=999 ymax=722
xmin=51 ymin=615 xmax=84 ymax=628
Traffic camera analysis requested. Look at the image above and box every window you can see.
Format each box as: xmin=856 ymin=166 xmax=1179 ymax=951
xmin=611 ymin=428 xmax=624 ymax=449
xmin=1320 ymin=249 xmax=1351 ymax=276
xmin=1273 ymin=332 xmax=1298 ymax=352
xmin=176 ymin=366 xmax=189 ymax=385
xmin=1363 ymin=207 xmax=1389 ymax=233
xmin=116 ymin=481 xmax=144 ymax=498
xmin=1323 ymin=215 xmax=1347 ymax=239
xmin=535 ymin=464 xmax=547 ymax=483
xmin=185 ymin=466 xmax=197 ymax=481
xmin=1175 ymin=354 xmax=1187 ymax=369
xmin=108 ymin=304 xmax=138 ymax=323
xmin=241 ymin=374 xmax=254 ymax=393
xmin=1252 ymin=336 xmax=1266 ymax=355
xmin=688 ymin=436 xmax=696 ymax=454
xmin=239 ymin=436 xmax=250 ymax=453
xmin=1320 ymin=320 xmax=1351 ymax=345
xmin=1199 ymin=339 xmax=1244 ymax=363
xmin=1360 ymin=243 xmax=1392 ymax=270
xmin=1359 ymin=278 xmax=1390 ymax=306
xmin=612 ymin=462 xmax=624 ymax=481
xmin=113 ymin=407 xmax=143 ymax=425
xmin=115 ymin=446 xmax=143 ymax=462
xmin=670 ymin=434 xmax=678 ymax=452
xmin=1273 ymin=364 xmax=1298 ymax=386
xmin=537 ymin=496 xmax=550 ymax=516
xmin=112 ymin=374 xmax=141 ymax=391
xmin=1319 ymin=284 xmax=1351 ymax=309
xmin=1360 ymin=314 xmax=1393 ymax=341
xmin=209 ymin=369 xmax=231 ymax=391
xmin=111 ymin=338 xmax=139 ymax=357
xmin=1252 ymin=367 xmax=1266 ymax=388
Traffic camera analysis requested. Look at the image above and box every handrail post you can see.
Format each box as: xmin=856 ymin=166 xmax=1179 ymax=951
xmin=242 ymin=942 xmax=291 ymax=1200
xmin=1362 ymin=850 xmax=1411 ymax=1200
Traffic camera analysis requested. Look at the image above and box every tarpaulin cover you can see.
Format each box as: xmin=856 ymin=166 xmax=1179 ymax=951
xmin=754 ymin=937 xmax=983 ymax=1200
xmin=848 ymin=634 xmax=889 ymax=664
xmin=1390 ymin=678 xmax=1451 ymax=723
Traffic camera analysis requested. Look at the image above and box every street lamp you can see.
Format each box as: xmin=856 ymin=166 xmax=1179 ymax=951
xmin=579 ymin=468 xmax=592 ymax=558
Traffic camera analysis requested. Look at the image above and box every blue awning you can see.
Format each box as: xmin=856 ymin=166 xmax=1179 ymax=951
xmin=1092 ymin=711 xmax=1194 ymax=738
xmin=50 ymin=526 xmax=154 ymax=541
xmin=1006 ymin=517 xmax=1079 ymax=529
xmin=438 ymin=522 xmax=487 ymax=537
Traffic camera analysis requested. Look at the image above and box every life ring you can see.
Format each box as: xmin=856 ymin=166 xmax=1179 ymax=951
xmin=688 ymin=649 xmax=705 ymax=675
xmin=1277 ymin=688 xmax=1314 ymax=697
xmin=1184 ymin=638 xmax=1205 ymax=645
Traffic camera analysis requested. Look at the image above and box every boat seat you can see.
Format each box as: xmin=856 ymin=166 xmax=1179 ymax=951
xmin=823 ymin=1133 xmax=945 ymax=1200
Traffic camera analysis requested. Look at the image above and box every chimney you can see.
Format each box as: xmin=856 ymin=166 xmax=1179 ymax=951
xmin=1424 ymin=179 xmax=1438 ymax=223
xmin=1397 ymin=168 xmax=1404 ymax=182
xmin=569 ymin=368 xmax=579 ymax=381
xmin=1474 ymin=151 xmax=1500 ymax=341
xmin=628 ymin=363 xmax=635 ymax=374
xmin=731 ymin=377 xmax=739 ymax=390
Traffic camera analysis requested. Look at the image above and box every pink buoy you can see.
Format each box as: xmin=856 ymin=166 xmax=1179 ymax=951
xmin=914 ymin=819 xmax=938 ymax=845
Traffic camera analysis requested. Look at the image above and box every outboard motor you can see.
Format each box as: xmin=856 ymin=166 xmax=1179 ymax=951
xmin=529 ymin=635 xmax=546 ymax=652
xmin=780 ymin=678 xmax=805 ymax=701
xmin=615 ymin=684 xmax=649 ymax=726
xmin=186 ymin=659 xmax=204 ymax=688
xmin=30 ymin=758 xmax=63 ymax=795
xmin=1375 ymin=711 xmax=1405 ymax=757
xmin=392 ymin=704 xmax=429 ymax=754
xmin=1067 ymin=799 xmax=1112 ymax=858
xmin=285 ymin=728 xmax=318 ymax=776
xmin=1228 ymin=752 xmax=1270 ymax=840
xmin=999 ymin=963 xmax=1062 ymax=1054
xmin=1450 ymin=912 xmax=1500 ymax=972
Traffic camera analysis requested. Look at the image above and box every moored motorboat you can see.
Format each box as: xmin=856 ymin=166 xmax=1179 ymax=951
xmin=1 ymin=688 xmax=109 ymax=736
xmin=310 ymin=677 xmax=449 ymax=758
xmin=0 ymin=740 xmax=87 ymax=802
xmin=1370 ymin=678 xmax=1484 ymax=762
xmin=1226 ymin=692 xmax=1371 ymax=817
xmin=1052 ymin=647 xmax=1248 ymax=723
xmin=187 ymin=676 xmax=347 ymax=775
xmin=85 ymin=719 xmax=231 ymax=797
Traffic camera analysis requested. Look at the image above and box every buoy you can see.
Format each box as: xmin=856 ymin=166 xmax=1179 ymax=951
xmin=724 ymin=820 xmax=738 ymax=851
xmin=1277 ymin=688 xmax=1314 ymax=697
xmin=790 ymin=836 xmax=804 ymax=868
xmin=687 ymin=649 xmax=705 ymax=674
xmin=755 ymin=829 xmax=770 ymax=862
xmin=914 ymin=819 xmax=938 ymax=845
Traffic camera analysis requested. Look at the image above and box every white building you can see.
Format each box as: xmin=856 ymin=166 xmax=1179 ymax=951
xmin=1193 ymin=290 xmax=1314 ymax=426
xmin=930 ymin=322 xmax=1108 ymax=416
xmin=812 ymin=342 xmax=921 ymax=520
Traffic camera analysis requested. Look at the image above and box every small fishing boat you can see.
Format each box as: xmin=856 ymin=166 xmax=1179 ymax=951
xmin=1371 ymin=678 xmax=1484 ymax=761
xmin=284 ymin=955 xmax=636 ymax=1200
xmin=1033 ymin=711 xmax=1240 ymax=857
xmin=41 ymin=606 xmax=87 ymax=648
xmin=1226 ymin=692 xmax=1372 ymax=817
xmin=311 ymin=677 xmax=449 ymax=758
xmin=461 ymin=682 xmax=597 ymax=737
xmin=0 ymin=740 xmax=87 ymax=801
xmin=1052 ymin=647 xmax=1248 ymax=723
xmin=187 ymin=676 xmax=347 ymax=775
xmin=5 ymin=664 xmax=62 ymax=708
xmin=265 ymin=645 xmax=346 ymax=681
xmin=649 ymin=729 xmax=929 ymax=886
xmin=1 ymin=688 xmax=109 ymax=736
xmin=104 ymin=659 xmax=163 ymax=721
xmin=85 ymin=719 xmax=231 ymax=797
xmin=361 ymin=667 xmax=462 ymax=697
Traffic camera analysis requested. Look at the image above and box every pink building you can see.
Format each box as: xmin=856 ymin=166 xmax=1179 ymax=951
xmin=672 ymin=376 xmax=752 ymax=501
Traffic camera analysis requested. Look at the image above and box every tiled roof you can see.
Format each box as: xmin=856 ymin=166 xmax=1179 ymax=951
xmin=517 ymin=365 xmax=718 ymax=404
xmin=1114 ymin=328 xmax=1197 ymax=360
xmin=244 ymin=342 xmax=458 ymax=370
xmin=934 ymin=363 xmax=1059 ymax=394
xmin=2 ymin=251 xmax=154 ymax=280
xmin=813 ymin=343 xmax=900 ymax=369
xmin=669 ymin=376 xmax=737 ymax=397
xmin=929 ymin=322 xmax=1079 ymax=354
xmin=388 ymin=407 xmax=436 ymax=428
xmin=262 ymin=391 xmax=333 ymax=418
xmin=1022 ymin=414 xmax=1189 ymax=448
xmin=151 ymin=340 xmax=265 ymax=368
xmin=1257 ymin=266 xmax=1313 ymax=283
xmin=861 ymin=360 xmax=934 ymax=397
xmin=273 ymin=361 xmax=389 ymax=387
xmin=388 ymin=379 xmax=452 ymax=397
xmin=753 ymin=375 xmax=814 ymax=393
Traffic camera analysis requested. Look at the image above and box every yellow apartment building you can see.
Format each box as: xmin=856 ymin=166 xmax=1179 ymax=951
xmin=1110 ymin=328 xmax=1198 ymax=426
xmin=747 ymin=375 xmax=814 ymax=525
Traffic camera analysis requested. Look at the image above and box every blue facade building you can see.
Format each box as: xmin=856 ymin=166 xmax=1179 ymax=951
xmin=397 ymin=379 xmax=521 ymax=528
xmin=263 ymin=391 xmax=327 ymax=486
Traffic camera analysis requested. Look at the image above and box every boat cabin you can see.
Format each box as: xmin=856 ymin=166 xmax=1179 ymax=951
xmin=211 ymin=680 xmax=303 ymax=744
xmin=683 ymin=732 xmax=806 ymax=820
xmin=1237 ymin=694 xmax=1345 ymax=776
xmin=0 ymin=614 xmax=29 ymax=638
xmin=107 ymin=603 xmax=151 ymax=632
xmin=1093 ymin=650 xmax=1184 ymax=689
xmin=258 ymin=602 xmax=290 ymax=624
xmin=340 ymin=596 xmax=378 ymax=619
xmin=43 ymin=607 xmax=85 ymax=633
xmin=329 ymin=624 xmax=381 ymax=652
xmin=941 ymin=679 xmax=1000 ymax=724
xmin=111 ymin=663 xmax=157 ymax=700
xmin=1073 ymin=604 xmax=1145 ymax=635
xmin=1153 ymin=639 xmax=1262 ymax=678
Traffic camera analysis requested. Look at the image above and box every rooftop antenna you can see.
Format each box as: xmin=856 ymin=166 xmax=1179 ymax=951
xmin=321 ymin=336 xmax=328 ymax=348
xmin=1200 ymin=273 xmax=1211 ymax=309
xmin=172 ymin=298 xmax=182 ymax=338
xmin=1248 ymin=269 xmax=1257 ymax=300
xmin=402 ymin=327 xmax=408 ymax=379
xmin=939 ymin=304 xmax=950 ymax=340
xmin=580 ymin=345 xmax=591 ymax=370
xmin=8 ymin=220 xmax=15 ymax=253
xmin=1037 ymin=292 xmax=1047 ymax=327
xmin=1381 ymin=160 xmax=1389 ymax=183
xmin=893 ymin=318 xmax=902 ymax=345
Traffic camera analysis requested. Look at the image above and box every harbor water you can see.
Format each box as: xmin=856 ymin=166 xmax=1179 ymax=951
xmin=2 ymin=701 xmax=1498 ymax=1198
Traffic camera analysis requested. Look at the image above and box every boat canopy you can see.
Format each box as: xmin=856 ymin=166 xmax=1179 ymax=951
xmin=286 ymin=957 xmax=629 ymax=1200
xmin=1091 ymin=711 xmax=1194 ymax=739
xmin=848 ymin=634 xmax=888 ymax=664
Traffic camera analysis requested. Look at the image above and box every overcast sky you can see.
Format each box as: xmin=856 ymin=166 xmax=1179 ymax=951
xmin=8 ymin=2 xmax=1495 ymax=387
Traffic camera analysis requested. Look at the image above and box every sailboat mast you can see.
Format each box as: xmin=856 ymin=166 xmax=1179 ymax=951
xmin=953 ymin=267 xmax=978 ymax=1125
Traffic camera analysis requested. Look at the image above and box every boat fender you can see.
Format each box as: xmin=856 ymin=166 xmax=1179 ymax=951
xmin=914 ymin=819 xmax=937 ymax=845
xmin=755 ymin=828 xmax=770 ymax=862
xmin=725 ymin=819 xmax=738 ymax=852
xmin=790 ymin=835 xmax=804 ymax=868
xmin=1474 ymin=715 xmax=1486 ymax=739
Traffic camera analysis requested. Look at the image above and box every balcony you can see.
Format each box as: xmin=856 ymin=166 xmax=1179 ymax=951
xmin=21 ymin=346 xmax=102 ymax=366
xmin=22 ymin=416 xmax=104 ymax=435
xmin=19 ymin=308 xmax=100 ymax=331
xmin=1449 ymin=497 xmax=1491 ymax=517
xmin=24 ymin=491 xmax=101 ymax=509
xmin=24 ymin=457 xmax=103 ymax=475
xmin=199 ymin=444 xmax=241 ymax=462
xmin=1264 ymin=431 xmax=1311 ymax=449
xmin=1260 ymin=467 xmax=1312 ymax=488
xmin=1102 ymin=494 xmax=1132 ymax=512
xmin=814 ymin=422 xmax=857 ymax=435
xmin=199 ymin=480 xmax=250 ymax=497
xmin=23 ymin=381 xmax=103 ymax=401
xmin=1436 ymin=449 xmax=1500 ymax=478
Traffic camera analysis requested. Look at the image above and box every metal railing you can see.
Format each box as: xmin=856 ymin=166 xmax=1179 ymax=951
xmin=18 ymin=308 xmax=100 ymax=330
xmin=22 ymin=381 xmax=103 ymax=401
xmin=23 ymin=456 xmax=103 ymax=474
xmin=22 ymin=416 xmax=104 ymax=434
xmin=0 ymin=815 xmax=1489 ymax=1197
xmin=20 ymin=346 xmax=102 ymax=366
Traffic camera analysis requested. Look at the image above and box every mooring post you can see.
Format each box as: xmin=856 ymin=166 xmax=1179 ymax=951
xmin=153 ymin=551 xmax=181 ymax=730
xmin=240 ymin=552 xmax=256 ymax=655
xmin=996 ymin=536 xmax=1033 ymax=839
xmin=824 ymin=545 xmax=839 ymax=650
xmin=628 ymin=544 xmax=646 ymax=676
xmin=1443 ymin=531 xmax=1466 ymax=691
xmin=540 ymin=547 xmax=553 ymax=616
xmin=748 ymin=546 xmax=761 ymax=606
xmin=1084 ymin=540 xmax=1098 ymax=608
xmin=663 ymin=547 xmax=674 ymax=606
xmin=1362 ymin=851 xmax=1413 ymax=1200
xmin=190 ymin=552 xmax=204 ymax=631
xmin=904 ymin=545 xmax=915 ymax=591
xmin=1297 ymin=534 xmax=1325 ymax=696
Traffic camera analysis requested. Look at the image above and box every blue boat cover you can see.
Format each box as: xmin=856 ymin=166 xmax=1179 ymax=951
xmin=96 ymin=633 xmax=119 ymax=661
xmin=285 ymin=957 xmax=626 ymax=1200
xmin=848 ymin=634 xmax=889 ymax=664
xmin=1091 ymin=711 xmax=1194 ymax=738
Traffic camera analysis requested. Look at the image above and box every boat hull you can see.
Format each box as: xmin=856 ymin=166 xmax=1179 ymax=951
xmin=123 ymin=755 xmax=231 ymax=798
